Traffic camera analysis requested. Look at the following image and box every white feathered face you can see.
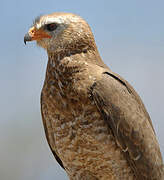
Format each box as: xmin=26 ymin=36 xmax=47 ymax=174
xmin=24 ymin=13 xmax=94 ymax=53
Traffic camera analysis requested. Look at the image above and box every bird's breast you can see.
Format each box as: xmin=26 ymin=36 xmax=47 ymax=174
xmin=41 ymin=82 xmax=134 ymax=179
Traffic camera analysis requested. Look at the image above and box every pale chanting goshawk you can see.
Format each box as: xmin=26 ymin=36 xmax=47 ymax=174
xmin=24 ymin=12 xmax=164 ymax=180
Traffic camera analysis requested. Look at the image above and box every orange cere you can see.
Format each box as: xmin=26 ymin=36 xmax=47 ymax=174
xmin=28 ymin=26 xmax=51 ymax=40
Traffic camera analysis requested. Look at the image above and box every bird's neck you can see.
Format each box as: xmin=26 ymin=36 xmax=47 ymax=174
xmin=46 ymin=49 xmax=95 ymax=81
xmin=43 ymin=49 xmax=109 ymax=101
xmin=46 ymin=46 xmax=107 ymax=71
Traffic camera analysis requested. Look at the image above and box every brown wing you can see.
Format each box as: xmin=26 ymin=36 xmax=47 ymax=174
xmin=40 ymin=93 xmax=64 ymax=169
xmin=91 ymin=71 xmax=164 ymax=179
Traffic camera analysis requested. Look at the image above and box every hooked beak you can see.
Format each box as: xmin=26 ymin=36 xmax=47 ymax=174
xmin=24 ymin=33 xmax=32 ymax=44
xmin=24 ymin=26 xmax=51 ymax=45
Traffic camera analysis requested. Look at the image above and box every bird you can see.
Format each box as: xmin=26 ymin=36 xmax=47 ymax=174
xmin=24 ymin=12 xmax=164 ymax=180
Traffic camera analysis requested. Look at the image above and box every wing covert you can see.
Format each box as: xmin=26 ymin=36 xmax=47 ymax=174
xmin=91 ymin=71 xmax=163 ymax=179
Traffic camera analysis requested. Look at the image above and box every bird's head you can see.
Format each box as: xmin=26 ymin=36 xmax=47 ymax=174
xmin=24 ymin=12 xmax=96 ymax=54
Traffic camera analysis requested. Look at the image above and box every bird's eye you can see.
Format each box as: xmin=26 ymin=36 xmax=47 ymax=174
xmin=46 ymin=23 xmax=58 ymax=31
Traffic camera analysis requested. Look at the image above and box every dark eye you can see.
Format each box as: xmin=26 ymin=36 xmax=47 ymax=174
xmin=46 ymin=23 xmax=58 ymax=31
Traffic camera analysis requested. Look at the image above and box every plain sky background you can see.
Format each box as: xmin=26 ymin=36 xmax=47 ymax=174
xmin=1 ymin=1 xmax=164 ymax=179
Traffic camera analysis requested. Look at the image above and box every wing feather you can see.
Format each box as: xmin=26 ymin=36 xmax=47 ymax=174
xmin=91 ymin=70 xmax=163 ymax=179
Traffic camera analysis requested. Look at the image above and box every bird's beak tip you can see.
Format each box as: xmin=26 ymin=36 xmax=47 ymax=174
xmin=24 ymin=33 xmax=32 ymax=45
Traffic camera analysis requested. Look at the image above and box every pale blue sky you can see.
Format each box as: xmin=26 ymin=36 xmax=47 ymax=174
xmin=1 ymin=1 xmax=164 ymax=179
